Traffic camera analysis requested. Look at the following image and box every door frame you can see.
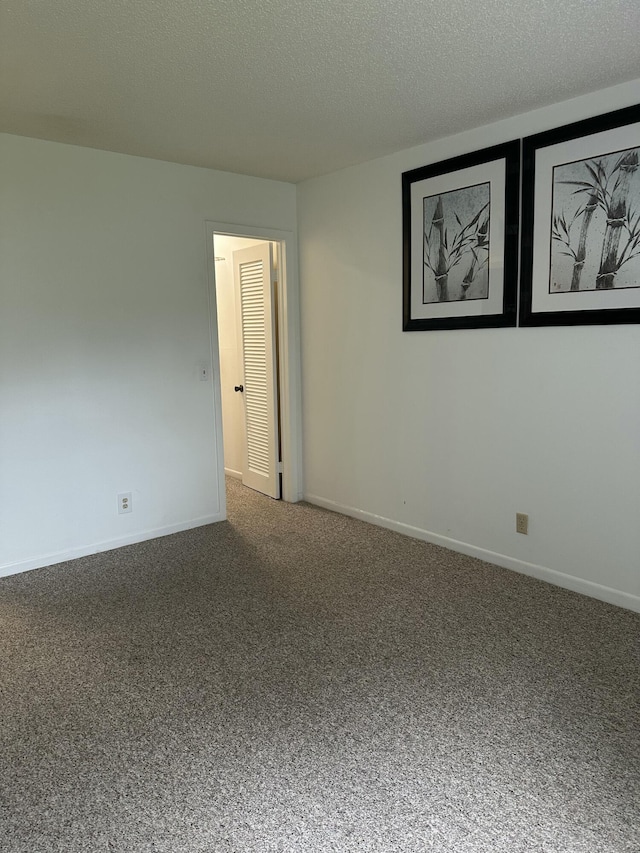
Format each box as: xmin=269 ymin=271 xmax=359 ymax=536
xmin=205 ymin=220 xmax=303 ymax=507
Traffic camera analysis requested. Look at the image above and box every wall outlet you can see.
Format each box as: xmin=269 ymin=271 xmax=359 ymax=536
xmin=118 ymin=492 xmax=132 ymax=514
xmin=516 ymin=512 xmax=528 ymax=535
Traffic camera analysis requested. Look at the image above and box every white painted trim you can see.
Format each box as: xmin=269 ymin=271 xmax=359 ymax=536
xmin=275 ymin=231 xmax=304 ymax=502
xmin=0 ymin=514 xmax=224 ymax=579
xmin=206 ymin=221 xmax=303 ymax=503
xmin=224 ymin=467 xmax=243 ymax=480
xmin=204 ymin=221 xmax=228 ymax=523
xmin=304 ymin=493 xmax=640 ymax=614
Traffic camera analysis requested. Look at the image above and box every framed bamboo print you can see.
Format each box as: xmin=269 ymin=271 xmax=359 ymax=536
xmin=402 ymin=141 xmax=520 ymax=331
xmin=520 ymin=104 xmax=640 ymax=326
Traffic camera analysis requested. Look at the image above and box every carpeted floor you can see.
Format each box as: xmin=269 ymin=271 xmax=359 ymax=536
xmin=1 ymin=478 xmax=639 ymax=852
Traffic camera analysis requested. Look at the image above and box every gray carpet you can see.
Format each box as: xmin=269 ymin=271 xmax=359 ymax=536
xmin=1 ymin=478 xmax=639 ymax=852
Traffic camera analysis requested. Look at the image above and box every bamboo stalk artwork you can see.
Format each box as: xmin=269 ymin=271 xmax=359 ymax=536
xmin=431 ymin=196 xmax=449 ymax=301
xmin=597 ymin=150 xmax=639 ymax=288
xmin=461 ymin=212 xmax=489 ymax=300
xmin=550 ymin=147 xmax=640 ymax=293
xmin=422 ymin=183 xmax=490 ymax=303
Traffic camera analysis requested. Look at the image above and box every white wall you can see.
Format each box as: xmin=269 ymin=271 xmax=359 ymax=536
xmin=0 ymin=134 xmax=296 ymax=575
xmin=297 ymin=79 xmax=640 ymax=612
xmin=213 ymin=235 xmax=265 ymax=477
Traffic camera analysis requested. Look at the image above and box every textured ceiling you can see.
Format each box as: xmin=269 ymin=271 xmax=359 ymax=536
xmin=1 ymin=0 xmax=639 ymax=182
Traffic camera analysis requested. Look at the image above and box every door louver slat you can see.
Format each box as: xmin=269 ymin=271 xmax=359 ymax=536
xmin=240 ymin=259 xmax=270 ymax=478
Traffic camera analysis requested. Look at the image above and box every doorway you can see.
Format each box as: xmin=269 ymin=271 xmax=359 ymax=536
xmin=205 ymin=222 xmax=302 ymax=512
xmin=215 ymin=235 xmax=280 ymax=498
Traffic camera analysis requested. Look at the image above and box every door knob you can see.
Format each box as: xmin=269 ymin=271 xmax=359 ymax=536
xmin=234 ymin=385 xmax=244 ymax=392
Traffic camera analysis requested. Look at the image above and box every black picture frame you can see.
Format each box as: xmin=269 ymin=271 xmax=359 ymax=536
xmin=402 ymin=140 xmax=520 ymax=331
xmin=520 ymin=104 xmax=640 ymax=327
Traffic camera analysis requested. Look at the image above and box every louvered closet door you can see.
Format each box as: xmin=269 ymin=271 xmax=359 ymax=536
xmin=233 ymin=243 xmax=280 ymax=499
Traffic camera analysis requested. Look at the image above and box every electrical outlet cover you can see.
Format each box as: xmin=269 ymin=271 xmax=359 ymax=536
xmin=118 ymin=492 xmax=132 ymax=514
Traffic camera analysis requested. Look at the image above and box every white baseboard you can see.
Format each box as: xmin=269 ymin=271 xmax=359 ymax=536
xmin=0 ymin=513 xmax=225 ymax=579
xmin=224 ymin=467 xmax=243 ymax=480
xmin=304 ymin=493 xmax=640 ymax=614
